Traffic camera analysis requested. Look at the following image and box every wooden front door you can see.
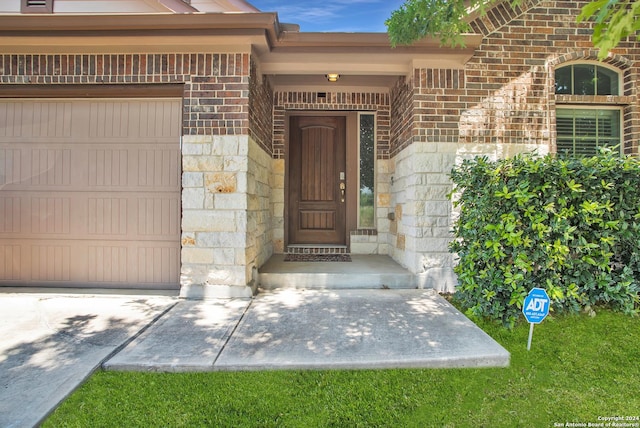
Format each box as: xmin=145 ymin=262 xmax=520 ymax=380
xmin=288 ymin=115 xmax=347 ymax=245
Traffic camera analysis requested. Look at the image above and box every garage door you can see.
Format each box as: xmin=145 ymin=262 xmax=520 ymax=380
xmin=0 ymin=98 xmax=181 ymax=289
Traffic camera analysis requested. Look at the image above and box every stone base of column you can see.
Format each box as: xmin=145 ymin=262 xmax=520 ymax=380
xmin=179 ymin=283 xmax=254 ymax=299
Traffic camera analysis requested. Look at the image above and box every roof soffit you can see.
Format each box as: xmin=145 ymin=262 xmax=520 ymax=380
xmin=260 ymin=32 xmax=482 ymax=76
xmin=0 ymin=11 xmax=483 ymax=83
xmin=157 ymin=0 xmax=198 ymax=13
xmin=190 ymin=0 xmax=260 ymax=13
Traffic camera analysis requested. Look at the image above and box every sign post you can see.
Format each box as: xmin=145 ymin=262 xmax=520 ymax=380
xmin=522 ymin=288 xmax=550 ymax=350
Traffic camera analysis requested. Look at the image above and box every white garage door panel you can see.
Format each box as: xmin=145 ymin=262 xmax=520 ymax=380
xmin=0 ymin=98 xmax=181 ymax=288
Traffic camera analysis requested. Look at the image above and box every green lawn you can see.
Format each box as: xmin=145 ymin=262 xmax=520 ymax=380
xmin=45 ymin=310 xmax=640 ymax=427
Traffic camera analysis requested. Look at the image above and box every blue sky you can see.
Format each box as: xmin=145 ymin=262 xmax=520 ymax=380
xmin=248 ymin=0 xmax=406 ymax=33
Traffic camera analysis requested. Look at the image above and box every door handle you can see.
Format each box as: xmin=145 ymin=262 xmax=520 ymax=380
xmin=339 ymin=182 xmax=345 ymax=202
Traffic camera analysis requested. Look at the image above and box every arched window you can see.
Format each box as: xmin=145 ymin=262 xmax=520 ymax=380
xmin=554 ymin=63 xmax=622 ymax=156
xmin=555 ymin=63 xmax=619 ymax=95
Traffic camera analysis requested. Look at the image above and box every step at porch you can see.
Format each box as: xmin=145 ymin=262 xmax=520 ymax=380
xmin=286 ymin=244 xmax=349 ymax=254
xmin=258 ymin=254 xmax=418 ymax=290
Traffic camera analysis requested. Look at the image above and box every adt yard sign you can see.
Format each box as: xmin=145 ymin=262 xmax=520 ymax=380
xmin=523 ymin=288 xmax=550 ymax=324
xmin=522 ymin=288 xmax=550 ymax=350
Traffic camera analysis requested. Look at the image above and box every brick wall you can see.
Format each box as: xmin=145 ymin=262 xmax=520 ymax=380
xmin=273 ymin=91 xmax=391 ymax=160
xmin=463 ymin=0 xmax=640 ymax=150
xmin=1 ymin=53 xmax=251 ymax=136
xmin=390 ymin=76 xmax=413 ymax=158
xmin=386 ymin=0 xmax=640 ymax=289
xmin=248 ymin=59 xmax=273 ymax=155
xmin=387 ymin=0 xmax=640 ymax=154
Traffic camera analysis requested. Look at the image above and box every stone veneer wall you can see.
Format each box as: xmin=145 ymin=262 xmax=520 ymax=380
xmin=180 ymin=132 xmax=273 ymax=297
xmin=246 ymin=137 xmax=273 ymax=283
xmin=0 ymin=52 xmax=271 ymax=297
xmin=390 ymin=141 xmax=549 ymax=293
xmin=387 ymin=0 xmax=640 ymax=292
xmin=272 ymin=91 xmax=392 ymax=254
xmin=181 ymin=134 xmax=254 ymax=297
xmin=246 ymin=59 xmax=274 ymax=289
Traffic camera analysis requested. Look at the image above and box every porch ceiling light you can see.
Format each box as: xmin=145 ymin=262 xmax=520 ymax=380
xmin=326 ymin=73 xmax=340 ymax=82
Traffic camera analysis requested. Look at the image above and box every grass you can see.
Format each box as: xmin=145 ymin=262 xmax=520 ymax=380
xmin=45 ymin=309 xmax=640 ymax=427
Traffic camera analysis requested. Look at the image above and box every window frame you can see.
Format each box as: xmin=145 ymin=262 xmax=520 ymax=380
xmin=555 ymin=61 xmax=622 ymax=96
xmin=554 ymin=61 xmax=625 ymax=156
xmin=555 ymin=106 xmax=623 ymax=156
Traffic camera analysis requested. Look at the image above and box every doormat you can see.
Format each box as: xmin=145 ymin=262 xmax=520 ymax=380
xmin=284 ymin=254 xmax=352 ymax=262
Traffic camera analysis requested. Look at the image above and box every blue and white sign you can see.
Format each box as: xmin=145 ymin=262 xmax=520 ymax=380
xmin=522 ymin=288 xmax=550 ymax=324
xmin=523 ymin=287 xmax=551 ymax=351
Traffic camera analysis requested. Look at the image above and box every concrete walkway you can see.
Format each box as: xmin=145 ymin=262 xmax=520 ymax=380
xmin=0 ymin=289 xmax=509 ymax=427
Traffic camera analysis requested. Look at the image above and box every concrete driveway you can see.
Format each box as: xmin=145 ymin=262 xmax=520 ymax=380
xmin=0 ymin=291 xmax=177 ymax=428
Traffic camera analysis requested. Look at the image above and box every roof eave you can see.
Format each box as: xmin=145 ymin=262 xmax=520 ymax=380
xmin=0 ymin=14 xmax=482 ymax=51
xmin=274 ymin=31 xmax=482 ymax=50
xmin=0 ymin=14 xmax=483 ymax=75
xmin=0 ymin=13 xmax=281 ymax=53
xmin=0 ymin=12 xmax=279 ymax=31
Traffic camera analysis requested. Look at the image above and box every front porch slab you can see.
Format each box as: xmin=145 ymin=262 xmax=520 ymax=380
xmin=215 ymin=289 xmax=510 ymax=370
xmin=258 ymin=254 xmax=418 ymax=289
xmin=99 ymin=289 xmax=509 ymax=374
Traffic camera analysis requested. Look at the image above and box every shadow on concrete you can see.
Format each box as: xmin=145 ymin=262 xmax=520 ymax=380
xmin=213 ymin=289 xmax=510 ymax=371
xmin=0 ymin=289 xmax=510 ymax=427
xmin=104 ymin=298 xmax=250 ymax=372
xmin=106 ymin=289 xmax=509 ymax=374
xmin=0 ymin=294 xmax=176 ymax=428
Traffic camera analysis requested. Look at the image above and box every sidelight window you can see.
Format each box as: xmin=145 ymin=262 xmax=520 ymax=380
xmin=358 ymin=113 xmax=375 ymax=228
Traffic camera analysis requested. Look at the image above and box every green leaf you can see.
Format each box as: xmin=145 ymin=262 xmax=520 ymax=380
xmin=449 ymin=150 xmax=640 ymax=325
xmin=578 ymin=0 xmax=612 ymax=23
xmin=567 ymin=179 xmax=585 ymax=193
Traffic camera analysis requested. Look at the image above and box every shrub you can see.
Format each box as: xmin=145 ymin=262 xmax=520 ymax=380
xmin=450 ymin=149 xmax=640 ymax=327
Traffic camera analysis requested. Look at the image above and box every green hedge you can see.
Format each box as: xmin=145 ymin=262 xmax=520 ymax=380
xmin=450 ymin=149 xmax=640 ymax=326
